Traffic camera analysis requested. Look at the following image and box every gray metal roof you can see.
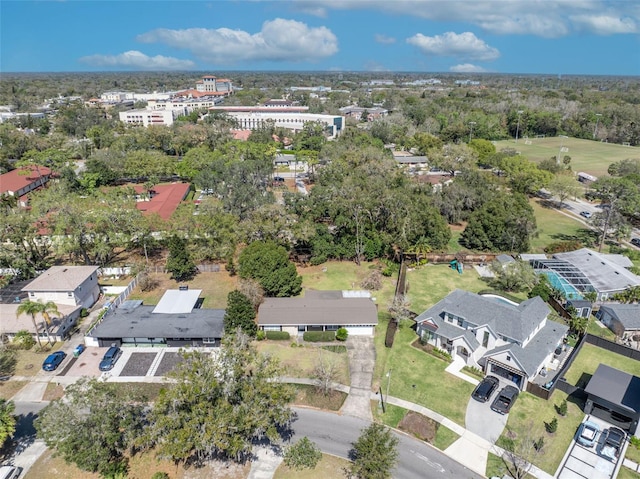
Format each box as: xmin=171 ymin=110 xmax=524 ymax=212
xmin=90 ymin=303 xmax=225 ymax=339
xmin=585 ymin=364 xmax=640 ymax=414
xmin=258 ymin=295 xmax=378 ymax=326
xmin=153 ymin=289 xmax=202 ymax=314
xmin=554 ymin=248 xmax=640 ymax=293
xmin=599 ymin=304 xmax=640 ymax=330
xmin=415 ymin=290 xmax=549 ymax=343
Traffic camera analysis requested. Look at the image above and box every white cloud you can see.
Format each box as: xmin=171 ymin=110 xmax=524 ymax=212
xmin=570 ymin=14 xmax=637 ymax=34
xmin=407 ymin=31 xmax=500 ymax=61
xmin=291 ymin=0 xmax=639 ymax=37
xmin=375 ymin=34 xmax=396 ymax=44
xmin=137 ymin=19 xmax=338 ymax=64
xmin=79 ymin=50 xmax=195 ymax=70
xmin=450 ymin=63 xmax=488 ymax=73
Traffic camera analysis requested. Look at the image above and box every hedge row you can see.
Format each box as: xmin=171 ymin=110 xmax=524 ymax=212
xmin=303 ymin=331 xmax=336 ymax=342
xmin=266 ymin=331 xmax=290 ymax=340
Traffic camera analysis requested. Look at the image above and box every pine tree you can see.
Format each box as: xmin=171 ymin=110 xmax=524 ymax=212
xmin=224 ymin=291 xmax=257 ymax=337
xmin=165 ymin=235 xmax=196 ymax=282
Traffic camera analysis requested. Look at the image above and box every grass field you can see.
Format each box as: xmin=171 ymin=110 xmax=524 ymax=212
xmin=529 ymin=198 xmax=600 ymax=253
xmin=255 ymin=341 xmax=350 ymax=383
xmin=274 ymin=454 xmax=350 ymax=479
xmin=618 ymin=467 xmax=640 ymax=479
xmin=494 ymin=137 xmax=639 ymax=178
xmin=497 ymin=390 xmax=584 ymax=475
xmin=563 ymin=343 xmax=640 ymax=386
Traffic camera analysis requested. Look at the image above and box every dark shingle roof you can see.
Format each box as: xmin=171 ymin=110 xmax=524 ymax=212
xmin=585 ymin=364 xmax=640 ymax=414
xmin=415 ymin=290 xmax=549 ymax=343
xmin=599 ymin=304 xmax=640 ymax=330
xmin=258 ymin=295 xmax=377 ymax=326
xmin=90 ymin=304 xmax=225 ymax=340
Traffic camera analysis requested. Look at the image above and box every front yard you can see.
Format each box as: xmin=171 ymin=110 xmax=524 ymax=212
xmin=373 ymin=315 xmax=475 ymax=426
xmin=497 ymin=390 xmax=584 ymax=475
xmin=255 ymin=342 xmax=350 ymax=384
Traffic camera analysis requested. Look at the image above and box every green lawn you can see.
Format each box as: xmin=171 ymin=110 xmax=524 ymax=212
xmin=373 ymin=317 xmax=475 ymax=426
xmin=497 ymin=390 xmax=584 ymax=475
xmin=529 ymin=198 xmax=599 ymax=253
xmin=586 ymin=317 xmax=617 ymax=340
xmin=494 ymin=137 xmax=639 ymax=178
xmin=618 ymin=467 xmax=640 ymax=479
xmin=405 ymin=263 xmax=490 ymax=313
xmin=564 ymin=343 xmax=640 ymax=386
xmin=255 ymin=341 xmax=350 ymax=383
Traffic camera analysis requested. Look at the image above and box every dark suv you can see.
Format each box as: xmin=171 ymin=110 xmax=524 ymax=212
xmin=99 ymin=346 xmax=122 ymax=371
xmin=631 ymin=238 xmax=640 ymax=247
xmin=491 ymin=385 xmax=519 ymax=414
xmin=472 ymin=375 xmax=499 ymax=403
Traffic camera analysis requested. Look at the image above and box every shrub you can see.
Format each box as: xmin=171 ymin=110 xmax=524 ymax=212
xmin=361 ymin=270 xmax=382 ymax=290
xmin=544 ymin=240 xmax=583 ymax=254
xmin=151 ymin=473 xmax=169 ymax=479
xmin=630 ymin=436 xmax=640 ymax=449
xmin=303 ymin=331 xmax=335 ymax=342
xmin=431 ymin=347 xmax=452 ymax=362
xmin=12 ymin=330 xmax=35 ymax=350
xmin=462 ymin=366 xmax=485 ymax=379
xmin=534 ymin=436 xmax=545 ymax=452
xmin=256 ymin=330 xmax=266 ymax=341
xmin=545 ymin=417 xmax=558 ymax=434
xmin=79 ymin=308 xmax=89 ymax=318
xmin=336 ymin=327 xmax=348 ymax=342
xmin=283 ymin=437 xmax=322 ymax=470
xmin=265 ymin=331 xmax=290 ymax=340
xmin=555 ymin=399 xmax=568 ymax=416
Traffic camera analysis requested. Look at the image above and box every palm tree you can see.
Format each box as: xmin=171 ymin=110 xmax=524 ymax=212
xmin=16 ymin=300 xmax=61 ymax=348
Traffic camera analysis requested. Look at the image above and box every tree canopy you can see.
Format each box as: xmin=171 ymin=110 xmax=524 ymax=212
xmin=349 ymin=423 xmax=399 ymax=479
xmin=238 ymin=240 xmax=302 ymax=297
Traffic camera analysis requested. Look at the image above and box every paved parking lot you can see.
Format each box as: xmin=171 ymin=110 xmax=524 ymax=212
xmin=557 ymin=415 xmax=626 ymax=479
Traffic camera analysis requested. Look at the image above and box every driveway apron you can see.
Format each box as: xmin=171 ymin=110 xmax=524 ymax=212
xmin=340 ymin=336 xmax=375 ymax=421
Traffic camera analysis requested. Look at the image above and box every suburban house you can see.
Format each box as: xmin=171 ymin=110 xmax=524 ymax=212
xmin=22 ymin=265 xmax=100 ymax=309
xmin=596 ymin=304 xmax=640 ymax=340
xmin=530 ymin=248 xmax=640 ymax=300
xmin=86 ymin=289 xmax=224 ymax=348
xmin=415 ymin=290 xmax=568 ymax=390
xmin=1 ymin=302 xmax=81 ymax=343
xmin=584 ymin=364 xmax=640 ymax=434
xmin=133 ymin=182 xmax=191 ymax=220
xmin=0 ymin=166 xmax=52 ymax=207
xmin=257 ymin=290 xmax=378 ymax=337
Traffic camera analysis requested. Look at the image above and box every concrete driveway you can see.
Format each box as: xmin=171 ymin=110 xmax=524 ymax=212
xmin=465 ymin=378 xmax=509 ymax=443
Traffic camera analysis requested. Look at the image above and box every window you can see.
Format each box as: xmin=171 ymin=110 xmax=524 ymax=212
xmin=482 ymin=331 xmax=490 ymax=348
xmin=67 ymin=292 xmax=73 ymax=298
xmin=506 ymin=355 xmax=511 ymax=361
xmin=202 ymin=338 xmax=217 ymax=344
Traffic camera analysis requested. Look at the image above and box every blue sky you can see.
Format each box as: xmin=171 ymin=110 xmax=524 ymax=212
xmin=2 ymin=1 xmax=638 ymax=75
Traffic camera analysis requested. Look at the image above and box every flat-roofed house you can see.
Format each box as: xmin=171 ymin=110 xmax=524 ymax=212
xmin=22 ymin=265 xmax=100 ymax=309
xmin=257 ymin=290 xmax=378 ymax=337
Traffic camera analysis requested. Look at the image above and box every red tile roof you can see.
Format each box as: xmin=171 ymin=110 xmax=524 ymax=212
xmin=175 ymin=89 xmax=228 ymax=98
xmin=0 ymin=166 xmax=52 ymax=195
xmin=231 ymin=130 xmax=252 ymax=141
xmin=135 ymin=183 xmax=191 ymax=220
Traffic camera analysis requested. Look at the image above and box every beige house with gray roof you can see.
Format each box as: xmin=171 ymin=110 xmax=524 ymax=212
xmin=22 ymin=265 xmax=100 ymax=309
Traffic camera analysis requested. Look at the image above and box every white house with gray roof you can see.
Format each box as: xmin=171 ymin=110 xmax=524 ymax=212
xmin=415 ymin=290 xmax=568 ymax=390
xmin=596 ymin=304 xmax=640 ymax=340
xmin=22 ymin=265 xmax=100 ymax=309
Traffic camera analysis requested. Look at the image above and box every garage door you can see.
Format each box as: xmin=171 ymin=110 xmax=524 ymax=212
xmin=489 ymin=362 xmax=523 ymax=387
xmin=345 ymin=326 xmax=374 ymax=336
xmin=590 ymin=403 xmax=632 ymax=431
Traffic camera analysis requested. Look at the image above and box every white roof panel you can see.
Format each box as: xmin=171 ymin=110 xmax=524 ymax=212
xmin=152 ymin=289 xmax=202 ymax=314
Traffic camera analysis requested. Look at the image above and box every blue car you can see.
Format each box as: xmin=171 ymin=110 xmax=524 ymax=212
xmin=73 ymin=344 xmax=86 ymax=357
xmin=42 ymin=351 xmax=67 ymax=371
xmin=576 ymin=421 xmax=600 ymax=447
xmin=99 ymin=346 xmax=122 ymax=371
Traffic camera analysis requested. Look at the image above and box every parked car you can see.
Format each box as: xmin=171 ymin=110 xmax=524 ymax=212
xmin=576 ymin=420 xmax=600 ymax=447
xmin=42 ymin=351 xmax=66 ymax=372
xmin=631 ymin=237 xmax=640 ymax=247
xmin=472 ymin=375 xmax=500 ymax=403
xmin=580 ymin=211 xmax=592 ymax=218
xmin=490 ymin=385 xmax=519 ymax=414
xmin=0 ymin=465 xmax=22 ymax=479
xmin=73 ymin=344 xmax=85 ymax=358
xmin=99 ymin=346 xmax=122 ymax=371
xmin=599 ymin=426 xmax=626 ymax=461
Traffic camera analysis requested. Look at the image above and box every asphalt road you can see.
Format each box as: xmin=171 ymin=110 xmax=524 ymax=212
xmin=291 ymin=408 xmax=483 ymax=479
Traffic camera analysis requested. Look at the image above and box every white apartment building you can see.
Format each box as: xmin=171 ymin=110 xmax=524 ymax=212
xmin=119 ymin=108 xmax=186 ymax=127
xmin=196 ymin=76 xmax=233 ymax=94
xmin=209 ymin=106 xmax=344 ymax=138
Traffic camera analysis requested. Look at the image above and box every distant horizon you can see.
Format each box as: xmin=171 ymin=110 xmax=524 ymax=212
xmin=2 ymin=1 xmax=638 ymax=75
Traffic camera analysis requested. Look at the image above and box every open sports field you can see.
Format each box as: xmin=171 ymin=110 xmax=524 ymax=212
xmin=494 ymin=136 xmax=640 ymax=178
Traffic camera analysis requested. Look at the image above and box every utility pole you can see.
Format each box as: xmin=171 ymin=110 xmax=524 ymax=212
xmin=515 ymin=110 xmax=523 ymax=143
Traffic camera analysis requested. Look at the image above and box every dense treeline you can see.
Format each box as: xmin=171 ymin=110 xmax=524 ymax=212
xmin=1 ymin=72 xmax=639 ymax=279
